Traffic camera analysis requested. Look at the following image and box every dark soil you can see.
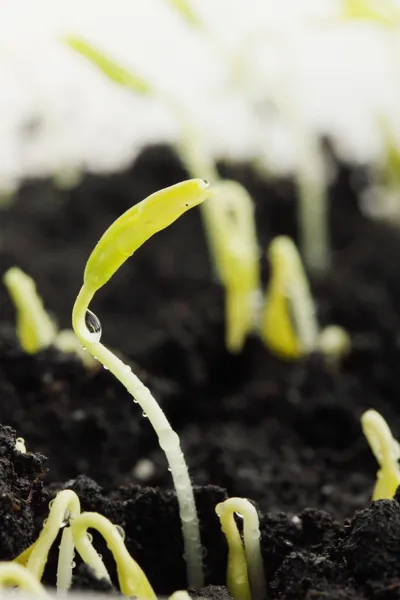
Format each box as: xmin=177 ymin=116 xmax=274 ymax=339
xmin=1 ymin=146 xmax=400 ymax=599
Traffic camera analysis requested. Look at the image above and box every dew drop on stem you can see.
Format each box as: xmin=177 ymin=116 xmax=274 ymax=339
xmin=85 ymin=309 xmax=102 ymax=342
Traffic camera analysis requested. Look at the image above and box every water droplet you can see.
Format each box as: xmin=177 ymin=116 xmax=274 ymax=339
xmin=235 ymin=511 xmax=244 ymax=520
xmin=159 ymin=429 xmax=180 ymax=451
xmin=123 ymin=365 xmax=131 ymax=372
xmin=86 ymin=532 xmax=93 ymax=543
xmin=48 ymin=499 xmax=55 ymax=509
xmin=71 ymin=561 xmax=76 ymax=569
xmin=42 ymin=518 xmax=48 ymax=526
xmin=142 ymin=412 xmax=148 ymax=418
xmin=85 ymin=309 xmax=102 ymax=342
xmin=114 ymin=524 xmax=125 ymax=540
xmin=103 ymin=365 xmax=109 ymax=370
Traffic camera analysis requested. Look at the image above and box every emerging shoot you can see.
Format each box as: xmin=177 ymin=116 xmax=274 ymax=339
xmin=216 ymin=498 xmax=265 ymax=600
xmin=361 ymin=409 xmax=400 ymax=500
xmin=205 ymin=180 xmax=261 ymax=353
xmin=71 ymin=512 xmax=156 ymax=600
xmin=260 ymin=236 xmax=351 ymax=365
xmin=260 ymin=236 xmax=319 ymax=360
xmin=0 ymin=563 xmax=50 ymax=598
xmin=72 ymin=179 xmax=210 ymax=589
xmin=3 ymin=267 xmax=58 ymax=354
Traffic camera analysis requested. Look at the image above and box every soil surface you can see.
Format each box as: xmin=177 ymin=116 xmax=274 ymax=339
xmin=2 ymin=146 xmax=400 ymax=599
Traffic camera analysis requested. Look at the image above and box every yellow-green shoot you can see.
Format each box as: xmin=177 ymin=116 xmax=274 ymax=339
xmin=3 ymin=266 xmax=96 ymax=368
xmin=71 ymin=511 xmax=156 ymax=599
xmin=260 ymin=235 xmax=351 ymax=366
xmin=204 ymin=180 xmax=261 ymax=352
xmin=3 ymin=267 xmax=58 ymax=354
xmin=72 ymin=179 xmax=210 ymax=589
xmin=260 ymin=236 xmax=319 ymax=360
xmin=65 ymin=36 xmax=260 ymax=354
xmin=215 ymin=498 xmax=265 ymax=600
xmin=361 ymin=409 xmax=400 ymax=500
xmin=0 ymin=563 xmax=50 ymax=598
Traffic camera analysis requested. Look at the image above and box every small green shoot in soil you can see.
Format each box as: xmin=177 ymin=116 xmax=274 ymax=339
xmin=72 ymin=179 xmax=210 ymax=589
xmin=216 ymin=497 xmax=265 ymax=600
xmin=361 ymin=409 xmax=400 ymax=500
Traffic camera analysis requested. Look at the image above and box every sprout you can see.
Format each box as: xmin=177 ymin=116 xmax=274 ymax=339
xmin=361 ymin=409 xmax=400 ymax=500
xmin=21 ymin=490 xmax=81 ymax=582
xmin=72 ymin=179 xmax=210 ymax=589
xmin=0 ymin=563 xmax=50 ymax=597
xmin=65 ymin=37 xmax=260 ymax=353
xmin=3 ymin=267 xmax=58 ymax=354
xmin=260 ymin=235 xmax=351 ymax=366
xmin=204 ymin=180 xmax=261 ymax=353
xmin=216 ymin=498 xmax=265 ymax=600
xmin=57 ymin=527 xmax=75 ymax=593
xmin=260 ymin=236 xmax=319 ymax=360
xmin=342 ymin=0 xmax=400 ymax=27
xmin=71 ymin=512 xmax=156 ymax=600
xmin=15 ymin=437 xmax=27 ymax=454
xmin=3 ymin=267 xmax=96 ymax=368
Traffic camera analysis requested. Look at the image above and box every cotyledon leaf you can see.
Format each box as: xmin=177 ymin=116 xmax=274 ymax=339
xmin=84 ymin=179 xmax=210 ymax=293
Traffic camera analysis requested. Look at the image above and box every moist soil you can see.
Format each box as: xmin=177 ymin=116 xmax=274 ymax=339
xmin=1 ymin=146 xmax=400 ymax=599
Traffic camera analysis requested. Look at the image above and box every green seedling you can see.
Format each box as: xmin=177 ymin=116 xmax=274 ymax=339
xmin=260 ymin=236 xmax=319 ymax=359
xmin=205 ymin=180 xmax=261 ymax=352
xmin=72 ymin=179 xmax=209 ymax=589
xmin=0 ymin=563 xmax=50 ymax=598
xmin=3 ymin=267 xmax=96 ymax=368
xmin=260 ymin=235 xmax=351 ymax=365
xmin=65 ymin=37 xmax=260 ymax=354
xmin=3 ymin=267 xmax=58 ymax=354
xmin=71 ymin=511 xmax=156 ymax=599
xmin=216 ymin=498 xmax=265 ymax=600
xmin=361 ymin=409 xmax=400 ymax=500
xmin=15 ymin=489 xmax=155 ymax=597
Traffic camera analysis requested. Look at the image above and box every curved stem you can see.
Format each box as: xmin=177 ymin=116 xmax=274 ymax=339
xmin=73 ymin=287 xmax=204 ymax=589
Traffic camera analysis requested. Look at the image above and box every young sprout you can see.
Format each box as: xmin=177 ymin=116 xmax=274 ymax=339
xmin=23 ymin=490 xmax=81 ymax=582
xmin=3 ymin=267 xmax=96 ymax=368
xmin=361 ymin=409 xmax=400 ymax=500
xmin=72 ymin=179 xmax=210 ymax=589
xmin=295 ymin=133 xmax=330 ymax=275
xmin=204 ymin=180 xmax=261 ymax=353
xmin=0 ymin=563 xmax=50 ymax=598
xmin=215 ymin=498 xmax=265 ymax=600
xmin=71 ymin=512 xmax=156 ymax=600
xmin=65 ymin=37 xmax=261 ymax=353
xmin=260 ymin=236 xmax=319 ymax=360
xmin=3 ymin=267 xmax=58 ymax=354
xmin=260 ymin=236 xmax=351 ymax=365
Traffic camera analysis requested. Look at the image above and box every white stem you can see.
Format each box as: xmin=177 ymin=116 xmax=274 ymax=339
xmin=57 ymin=527 xmax=75 ymax=594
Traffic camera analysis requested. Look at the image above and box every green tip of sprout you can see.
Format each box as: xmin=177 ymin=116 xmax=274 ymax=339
xmin=72 ymin=179 xmax=210 ymax=589
xmin=216 ymin=497 xmax=265 ymax=600
xmin=65 ymin=36 xmax=152 ymax=94
xmin=361 ymin=409 xmax=400 ymax=500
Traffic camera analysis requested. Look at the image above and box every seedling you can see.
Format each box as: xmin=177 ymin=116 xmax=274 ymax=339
xmin=0 ymin=563 xmax=50 ymax=598
xmin=260 ymin=236 xmax=319 ymax=359
xmin=65 ymin=37 xmax=260 ymax=353
xmin=260 ymin=235 xmax=351 ymax=365
xmin=3 ymin=267 xmax=58 ymax=354
xmin=72 ymin=179 xmax=209 ymax=588
xmin=216 ymin=497 xmax=265 ymax=600
xmin=71 ymin=511 xmax=156 ymax=599
xmin=204 ymin=180 xmax=261 ymax=352
xmin=361 ymin=409 xmax=400 ymax=500
xmin=3 ymin=267 xmax=96 ymax=368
